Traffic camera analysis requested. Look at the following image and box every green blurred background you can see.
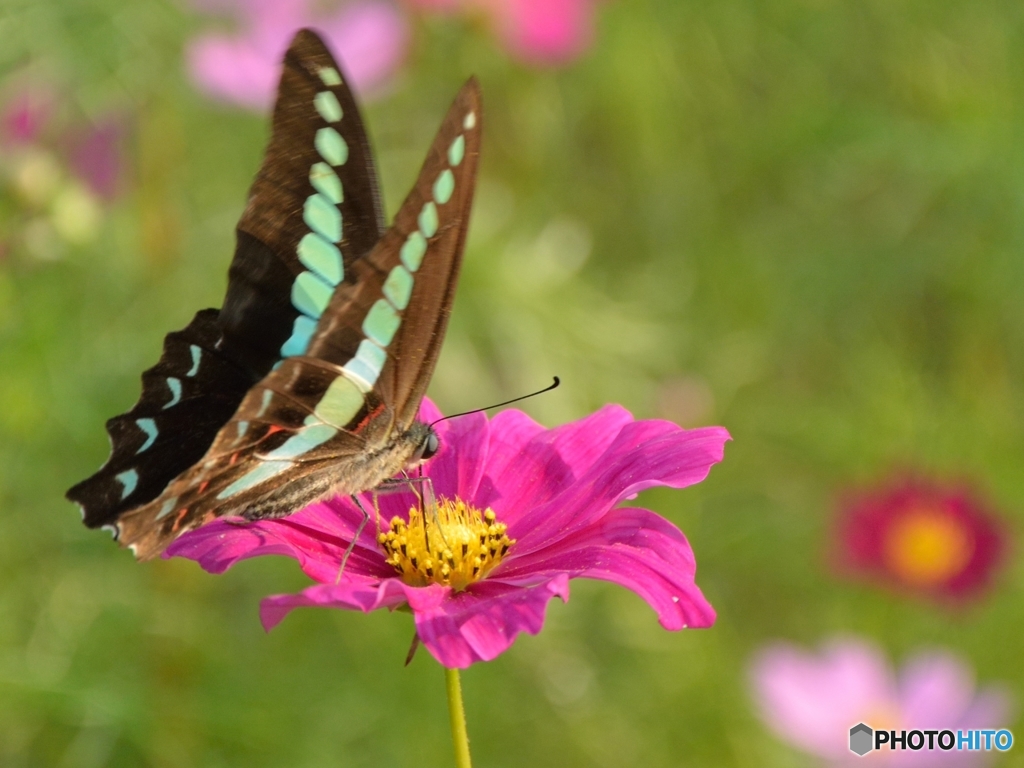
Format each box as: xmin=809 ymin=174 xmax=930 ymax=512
xmin=2 ymin=0 xmax=1023 ymax=765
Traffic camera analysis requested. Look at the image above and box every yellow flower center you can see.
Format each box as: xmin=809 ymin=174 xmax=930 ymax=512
xmin=882 ymin=506 xmax=974 ymax=586
xmin=378 ymin=497 xmax=515 ymax=590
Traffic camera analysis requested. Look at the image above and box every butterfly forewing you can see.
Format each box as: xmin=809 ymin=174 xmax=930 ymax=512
xmin=67 ymin=29 xmax=385 ymax=535
xmin=221 ymin=28 xmax=387 ymax=377
xmin=110 ymin=77 xmax=482 ymax=560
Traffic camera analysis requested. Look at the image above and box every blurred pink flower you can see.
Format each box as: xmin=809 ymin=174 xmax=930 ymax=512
xmin=69 ymin=118 xmax=124 ymax=201
xmin=407 ymin=0 xmax=599 ymax=66
xmin=1 ymin=87 xmax=52 ymax=145
xmin=836 ymin=476 xmax=1007 ymax=604
xmin=167 ymin=399 xmax=729 ymax=668
xmin=186 ymin=0 xmax=409 ymax=111
xmin=751 ymin=638 xmax=1013 ymax=766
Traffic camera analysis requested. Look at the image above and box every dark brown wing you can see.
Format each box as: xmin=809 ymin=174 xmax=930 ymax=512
xmin=68 ymin=29 xmax=386 ymax=529
xmin=113 ymin=79 xmax=482 ymax=559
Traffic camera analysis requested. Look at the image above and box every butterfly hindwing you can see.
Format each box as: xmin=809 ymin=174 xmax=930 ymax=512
xmin=113 ymin=79 xmax=483 ymax=560
xmin=67 ymin=309 xmax=253 ymax=529
xmin=67 ymin=29 xmax=385 ymax=533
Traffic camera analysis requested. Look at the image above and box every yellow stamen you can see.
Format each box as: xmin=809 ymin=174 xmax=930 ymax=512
xmin=377 ymin=496 xmax=514 ymax=590
xmin=883 ymin=506 xmax=974 ymax=586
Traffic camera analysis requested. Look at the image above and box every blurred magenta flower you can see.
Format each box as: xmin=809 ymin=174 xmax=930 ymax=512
xmin=836 ymin=476 xmax=1007 ymax=603
xmin=1 ymin=87 xmax=52 ymax=145
xmin=167 ymin=399 xmax=729 ymax=668
xmin=69 ymin=118 xmax=124 ymax=202
xmin=751 ymin=638 xmax=1012 ymax=765
xmin=186 ymin=0 xmax=408 ymax=111
xmin=408 ymin=0 xmax=599 ymax=66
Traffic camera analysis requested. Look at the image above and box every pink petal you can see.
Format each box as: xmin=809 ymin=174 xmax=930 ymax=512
xmin=318 ymin=2 xmax=408 ymax=95
xmin=260 ymin=576 xmax=416 ymax=629
xmin=165 ymin=501 xmax=392 ymax=584
xmin=421 ymin=411 xmax=490 ymax=501
xmin=185 ymin=2 xmax=407 ymax=110
xmin=480 ymin=404 xmax=635 ymax=524
xmin=511 ymin=422 xmax=730 ymax=554
xmin=496 ymin=0 xmax=594 ymax=66
xmin=186 ymin=35 xmax=283 ymax=111
xmin=750 ymin=639 xmax=896 ymax=759
xmin=496 ymin=506 xmax=715 ymax=630
xmin=900 ymin=652 xmax=978 ymax=726
xmin=411 ymin=574 xmax=570 ymax=668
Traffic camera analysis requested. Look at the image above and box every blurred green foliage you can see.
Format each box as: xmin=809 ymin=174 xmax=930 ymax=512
xmin=1 ymin=0 xmax=1023 ymax=765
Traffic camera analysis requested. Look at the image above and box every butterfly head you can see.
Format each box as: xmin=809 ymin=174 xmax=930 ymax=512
xmin=405 ymin=422 xmax=441 ymax=468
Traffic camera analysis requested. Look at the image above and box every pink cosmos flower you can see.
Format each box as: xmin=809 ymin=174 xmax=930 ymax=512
xmin=166 ymin=400 xmax=729 ymax=668
xmin=751 ymin=638 xmax=1013 ymax=766
xmin=407 ymin=0 xmax=599 ymax=66
xmin=835 ymin=476 xmax=1007 ymax=604
xmin=186 ymin=0 xmax=408 ymax=111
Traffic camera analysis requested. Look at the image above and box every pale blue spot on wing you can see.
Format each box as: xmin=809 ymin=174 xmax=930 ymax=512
xmin=448 ymin=135 xmax=465 ymax=167
xmin=186 ymin=345 xmax=201 ymax=377
xmin=263 ymin=424 xmax=337 ymax=460
xmin=164 ymin=378 xmax=182 ymax=409
xmin=314 ymin=374 xmax=365 ymax=425
xmin=292 ymin=271 xmax=334 ymax=318
xmin=418 ymin=202 xmax=438 ymax=238
xmin=256 ymin=389 xmax=273 ymax=418
xmin=342 ymin=339 xmax=387 ymax=390
xmin=115 ymin=469 xmax=138 ymax=500
xmin=136 ymin=418 xmax=158 ymax=453
xmin=318 ymin=66 xmax=341 ymax=86
xmin=362 ymin=299 xmax=400 ymax=347
xmin=433 ymin=169 xmax=455 ymax=205
xmin=315 ymin=127 xmax=348 ymax=166
xmin=383 ymin=265 xmax=413 ymax=310
xmin=237 ymin=421 xmax=249 ymax=437
xmin=400 ymin=232 xmax=427 ymax=272
xmin=303 ymin=194 xmax=341 ymax=242
xmin=354 ymin=338 xmax=387 ymax=373
xmin=342 ymin=357 xmax=378 ymax=392
xmin=217 ymin=460 xmax=293 ymax=500
xmin=314 ymin=90 xmax=343 ymax=123
xmin=297 ymin=232 xmax=342 ymax=285
xmin=280 ymin=314 xmax=319 ymax=357
xmin=155 ymin=497 xmax=177 ymax=520
xmin=310 ymin=162 xmax=343 ymax=205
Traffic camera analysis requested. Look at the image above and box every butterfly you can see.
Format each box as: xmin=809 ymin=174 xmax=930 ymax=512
xmin=66 ymin=29 xmax=481 ymax=561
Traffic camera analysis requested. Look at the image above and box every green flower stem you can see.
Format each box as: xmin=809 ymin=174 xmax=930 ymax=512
xmin=445 ymin=666 xmax=473 ymax=768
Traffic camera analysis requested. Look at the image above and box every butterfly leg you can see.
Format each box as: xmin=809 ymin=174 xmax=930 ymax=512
xmin=336 ymin=493 xmax=373 ymax=583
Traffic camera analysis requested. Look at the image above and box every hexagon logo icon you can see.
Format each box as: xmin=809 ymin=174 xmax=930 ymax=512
xmin=850 ymin=723 xmax=874 ymax=756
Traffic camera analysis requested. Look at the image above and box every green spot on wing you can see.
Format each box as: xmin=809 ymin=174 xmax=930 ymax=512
xmin=318 ymin=66 xmax=342 ymax=86
xmin=401 ymin=232 xmax=427 ymax=272
xmin=362 ymin=298 xmax=400 ymax=347
xmin=418 ymin=202 xmax=438 ymax=238
xmin=433 ymin=169 xmax=455 ymax=205
xmin=303 ymin=194 xmax=341 ymax=242
xmin=297 ymin=232 xmax=342 ymax=285
xmin=448 ymin=135 xmax=465 ymax=166
xmin=292 ymin=271 xmax=334 ymax=318
xmin=383 ymin=265 xmax=414 ymax=310
xmin=314 ymin=91 xmax=343 ymax=123
xmin=310 ymin=162 xmax=343 ymax=204
xmin=315 ymin=375 xmax=365 ymax=426
xmin=315 ymin=127 xmax=348 ymax=166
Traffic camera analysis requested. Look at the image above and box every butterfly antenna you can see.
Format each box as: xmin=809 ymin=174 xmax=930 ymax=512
xmin=429 ymin=377 xmax=561 ymax=427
